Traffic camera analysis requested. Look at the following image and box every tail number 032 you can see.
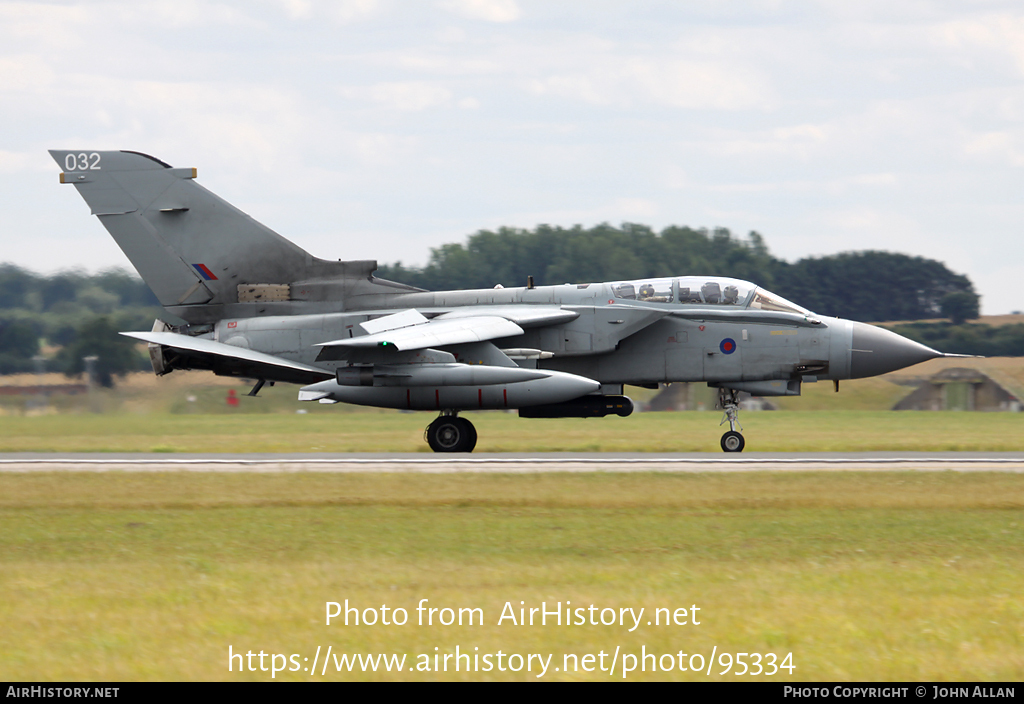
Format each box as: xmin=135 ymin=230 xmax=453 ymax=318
xmin=64 ymin=153 xmax=101 ymax=171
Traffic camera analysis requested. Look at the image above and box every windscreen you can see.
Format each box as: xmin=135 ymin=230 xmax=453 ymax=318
xmin=749 ymin=288 xmax=811 ymax=316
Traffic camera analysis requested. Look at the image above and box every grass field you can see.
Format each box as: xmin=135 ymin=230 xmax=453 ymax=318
xmin=1 ymin=471 xmax=1022 ymax=681
xmin=2 ymin=410 xmax=1024 ymax=453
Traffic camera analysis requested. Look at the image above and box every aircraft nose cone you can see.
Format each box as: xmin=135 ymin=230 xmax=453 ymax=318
xmin=850 ymin=321 xmax=942 ymax=379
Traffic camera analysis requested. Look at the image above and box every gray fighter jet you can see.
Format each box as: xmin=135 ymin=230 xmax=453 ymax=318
xmin=51 ymin=149 xmax=957 ymax=452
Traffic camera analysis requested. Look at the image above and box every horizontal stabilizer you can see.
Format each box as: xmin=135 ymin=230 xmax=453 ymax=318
xmin=318 ymin=315 xmax=524 ymax=351
xmin=122 ymin=331 xmax=333 ymax=383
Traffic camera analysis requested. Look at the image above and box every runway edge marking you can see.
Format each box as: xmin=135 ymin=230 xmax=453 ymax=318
xmin=2 ymin=457 xmax=1024 ymax=473
xmin=2 ymin=457 xmax=1024 ymax=465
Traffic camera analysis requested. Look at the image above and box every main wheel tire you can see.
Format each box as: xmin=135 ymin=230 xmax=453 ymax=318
xmin=458 ymin=417 xmax=478 ymax=453
xmin=721 ymin=430 xmax=745 ymax=453
xmin=426 ymin=417 xmax=474 ymax=453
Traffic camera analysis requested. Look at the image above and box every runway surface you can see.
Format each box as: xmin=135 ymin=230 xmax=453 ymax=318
xmin=2 ymin=452 xmax=1024 ymax=473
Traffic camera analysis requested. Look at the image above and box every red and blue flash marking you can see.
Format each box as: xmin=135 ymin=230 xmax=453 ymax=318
xmin=720 ymin=338 xmax=737 ymax=354
xmin=192 ymin=264 xmax=218 ymax=281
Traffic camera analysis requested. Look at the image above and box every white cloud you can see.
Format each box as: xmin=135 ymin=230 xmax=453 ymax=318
xmin=0 ymin=149 xmax=51 ymax=171
xmin=23 ymin=75 xmax=314 ymax=176
xmin=528 ymin=58 xmax=773 ymax=111
xmin=0 ymin=2 xmax=93 ymax=54
xmin=264 ymin=0 xmax=377 ymax=22
xmin=340 ymin=81 xmax=453 ymax=111
xmin=508 ymin=197 xmax=660 ymax=229
xmin=276 ymin=0 xmax=313 ymax=19
xmin=849 ymin=173 xmax=897 ymax=186
xmin=0 ymin=55 xmax=55 ymax=91
xmin=962 ymin=130 xmax=1024 ymax=167
xmin=773 ymin=124 xmax=829 ymax=143
xmin=436 ymin=26 xmax=467 ymax=42
xmin=931 ymin=14 xmax=1024 ymax=74
xmin=610 ymin=197 xmax=659 ymax=219
xmin=347 ymin=132 xmax=419 ymax=167
xmin=328 ymin=0 xmax=379 ymax=24
xmin=3 ymin=2 xmax=1023 ymax=314
xmin=438 ymin=0 xmax=520 ymax=23
xmin=127 ymin=0 xmax=255 ymax=29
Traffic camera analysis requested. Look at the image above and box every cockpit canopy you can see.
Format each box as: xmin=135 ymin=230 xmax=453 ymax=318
xmin=609 ymin=276 xmax=811 ymax=316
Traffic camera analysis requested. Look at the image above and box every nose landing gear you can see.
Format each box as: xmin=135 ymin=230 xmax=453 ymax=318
xmin=425 ymin=411 xmax=478 ymax=453
xmin=718 ymin=388 xmax=745 ymax=452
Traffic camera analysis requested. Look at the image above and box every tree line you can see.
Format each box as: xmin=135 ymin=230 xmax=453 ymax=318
xmin=889 ymin=322 xmax=1024 ymax=358
xmin=0 ymin=265 xmax=156 ymax=382
xmin=377 ymin=224 xmax=980 ymax=323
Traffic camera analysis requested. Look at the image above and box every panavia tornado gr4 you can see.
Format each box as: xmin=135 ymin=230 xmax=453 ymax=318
xmin=51 ymin=149 xmax=960 ymax=452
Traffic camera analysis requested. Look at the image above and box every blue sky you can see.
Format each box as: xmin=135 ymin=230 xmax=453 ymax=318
xmin=3 ymin=0 xmax=1023 ymax=313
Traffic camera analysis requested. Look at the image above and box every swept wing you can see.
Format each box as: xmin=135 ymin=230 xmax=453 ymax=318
xmin=317 ymin=315 xmax=525 ymax=351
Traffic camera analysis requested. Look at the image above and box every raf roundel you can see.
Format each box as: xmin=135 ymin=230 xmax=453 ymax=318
xmin=720 ymin=338 xmax=737 ymax=354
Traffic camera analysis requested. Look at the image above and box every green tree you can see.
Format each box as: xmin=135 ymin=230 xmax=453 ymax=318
xmin=0 ymin=318 xmax=41 ymax=374
xmin=40 ymin=271 xmax=86 ymax=311
xmin=0 ymin=265 xmax=37 ymax=310
xmin=59 ymin=316 xmax=143 ymax=387
xmin=893 ymin=322 xmax=1024 ymax=357
xmin=76 ymin=286 xmax=120 ymax=315
xmin=770 ymin=251 xmax=977 ymax=322
xmin=940 ymin=291 xmax=980 ymax=325
xmin=377 ymin=223 xmax=776 ymax=291
xmin=92 ymin=268 xmax=159 ymax=306
xmin=377 ymin=230 xmax=977 ymax=323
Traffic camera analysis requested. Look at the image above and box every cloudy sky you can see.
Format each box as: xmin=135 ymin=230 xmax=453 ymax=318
xmin=3 ymin=0 xmax=1023 ymax=313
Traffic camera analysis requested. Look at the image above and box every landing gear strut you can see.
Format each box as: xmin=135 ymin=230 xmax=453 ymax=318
xmin=718 ymin=388 xmax=745 ymax=453
xmin=425 ymin=411 xmax=478 ymax=453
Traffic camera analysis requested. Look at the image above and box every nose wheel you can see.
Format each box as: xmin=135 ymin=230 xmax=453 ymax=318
xmin=718 ymin=388 xmax=745 ymax=453
xmin=425 ymin=413 xmax=478 ymax=453
xmin=721 ymin=430 xmax=745 ymax=453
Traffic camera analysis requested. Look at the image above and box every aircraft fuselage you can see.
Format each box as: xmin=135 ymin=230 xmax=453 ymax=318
xmin=210 ymin=278 xmax=925 ymax=400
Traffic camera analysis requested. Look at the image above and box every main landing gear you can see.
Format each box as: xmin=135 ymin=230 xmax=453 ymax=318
xmin=718 ymin=388 xmax=745 ymax=453
xmin=425 ymin=411 xmax=478 ymax=453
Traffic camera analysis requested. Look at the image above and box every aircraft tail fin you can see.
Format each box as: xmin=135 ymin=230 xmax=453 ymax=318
xmin=50 ymin=149 xmax=370 ymax=320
